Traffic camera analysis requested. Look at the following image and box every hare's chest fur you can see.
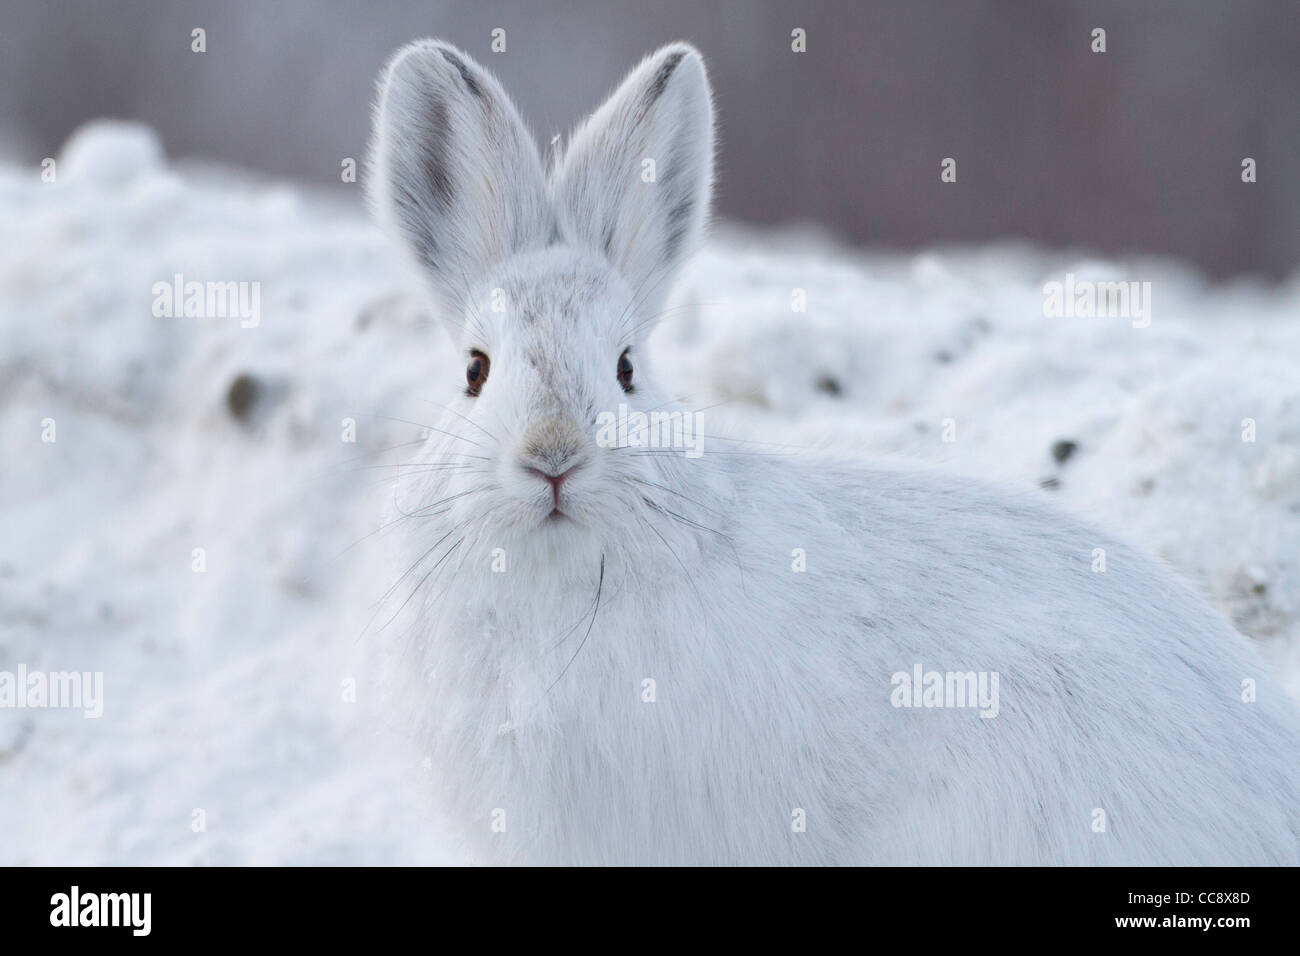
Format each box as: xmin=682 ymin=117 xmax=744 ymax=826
xmin=419 ymin=559 xmax=874 ymax=865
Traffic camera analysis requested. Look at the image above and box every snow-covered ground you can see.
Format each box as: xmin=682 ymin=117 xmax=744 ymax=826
xmin=2 ymin=121 xmax=1298 ymax=864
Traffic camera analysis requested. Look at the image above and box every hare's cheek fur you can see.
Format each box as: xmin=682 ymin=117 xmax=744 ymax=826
xmin=368 ymin=39 xmax=1300 ymax=865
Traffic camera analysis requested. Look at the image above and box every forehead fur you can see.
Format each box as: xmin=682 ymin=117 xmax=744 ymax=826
xmin=478 ymin=245 xmax=630 ymax=338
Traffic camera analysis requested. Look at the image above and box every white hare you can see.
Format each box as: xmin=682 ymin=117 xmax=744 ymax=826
xmin=367 ymin=40 xmax=1300 ymax=865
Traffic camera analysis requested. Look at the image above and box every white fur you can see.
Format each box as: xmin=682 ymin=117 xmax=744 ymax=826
xmin=367 ymin=40 xmax=1300 ymax=865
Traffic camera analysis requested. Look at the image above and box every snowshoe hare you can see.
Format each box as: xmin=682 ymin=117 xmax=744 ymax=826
xmin=367 ymin=39 xmax=1300 ymax=865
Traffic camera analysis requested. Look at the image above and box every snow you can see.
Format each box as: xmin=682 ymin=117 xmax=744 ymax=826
xmin=2 ymin=122 xmax=1297 ymax=864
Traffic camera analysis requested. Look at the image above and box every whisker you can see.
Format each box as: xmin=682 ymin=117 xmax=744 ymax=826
xmin=618 ymin=266 xmax=684 ymax=335
xmin=331 ymin=511 xmax=413 ymax=561
xmin=369 ymin=521 xmax=466 ymax=616
xmin=614 ymin=268 xmax=659 ymax=334
xmin=639 ymin=515 xmax=713 ymax=626
xmin=621 ymin=297 xmax=743 ymax=341
xmin=377 ymin=538 xmax=464 ymax=634
xmin=350 ymin=467 xmax=481 ymax=497
xmin=392 ymin=486 xmax=482 ymax=519
xmin=641 ymin=497 xmax=732 ymax=543
xmin=698 ymin=433 xmax=813 ymax=450
xmin=420 ymin=398 xmax=499 ymax=444
xmin=333 ymin=437 xmax=431 ymax=467
xmin=534 ymin=553 xmax=606 ymax=705
xmin=626 ymin=476 xmax=725 ymax=516
xmin=624 ymin=449 xmax=795 ymax=458
xmin=357 ymin=413 xmax=486 ymax=449
xmin=611 ymin=399 xmax=735 ymax=444
xmin=361 ymin=504 xmax=496 ymax=640
xmin=640 ymin=495 xmax=748 ymax=597
xmin=457 ymin=263 xmax=492 ymax=344
xmin=337 ymin=461 xmax=478 ymax=474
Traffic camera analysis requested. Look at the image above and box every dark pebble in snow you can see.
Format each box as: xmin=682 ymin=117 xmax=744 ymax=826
xmin=815 ymin=375 xmax=843 ymax=397
xmin=226 ymin=373 xmax=259 ymax=421
xmin=1051 ymin=439 xmax=1079 ymax=465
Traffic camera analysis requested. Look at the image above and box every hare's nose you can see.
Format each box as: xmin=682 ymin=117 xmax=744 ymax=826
xmin=517 ymin=415 xmax=589 ymax=489
xmin=525 ymin=464 xmax=577 ymax=497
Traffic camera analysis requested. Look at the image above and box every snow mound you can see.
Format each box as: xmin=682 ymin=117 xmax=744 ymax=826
xmin=58 ymin=120 xmax=166 ymax=186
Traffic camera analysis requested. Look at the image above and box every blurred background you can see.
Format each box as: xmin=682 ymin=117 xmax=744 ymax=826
xmin=2 ymin=0 xmax=1297 ymax=279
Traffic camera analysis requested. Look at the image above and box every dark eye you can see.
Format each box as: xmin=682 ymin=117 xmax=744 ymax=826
xmin=617 ymin=349 xmax=634 ymax=392
xmin=466 ymin=350 xmax=490 ymax=396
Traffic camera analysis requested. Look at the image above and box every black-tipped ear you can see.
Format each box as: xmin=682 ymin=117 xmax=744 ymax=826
xmin=550 ymin=43 xmax=714 ymax=313
xmin=368 ymin=40 xmax=551 ymax=326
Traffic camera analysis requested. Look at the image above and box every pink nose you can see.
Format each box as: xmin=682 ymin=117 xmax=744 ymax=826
xmin=526 ymin=465 xmax=575 ymax=503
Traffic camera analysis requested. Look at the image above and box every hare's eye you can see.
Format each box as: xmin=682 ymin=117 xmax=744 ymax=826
xmin=617 ymin=349 xmax=634 ymax=392
xmin=466 ymin=351 xmax=490 ymax=396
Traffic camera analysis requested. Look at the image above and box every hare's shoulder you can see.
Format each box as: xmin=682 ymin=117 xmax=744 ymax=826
xmin=730 ymin=453 xmax=1104 ymax=550
xmin=724 ymin=453 xmax=1228 ymax=649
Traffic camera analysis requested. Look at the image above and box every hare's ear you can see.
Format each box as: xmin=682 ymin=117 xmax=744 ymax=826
xmin=368 ymin=40 xmax=550 ymax=324
xmin=551 ymin=43 xmax=714 ymax=313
